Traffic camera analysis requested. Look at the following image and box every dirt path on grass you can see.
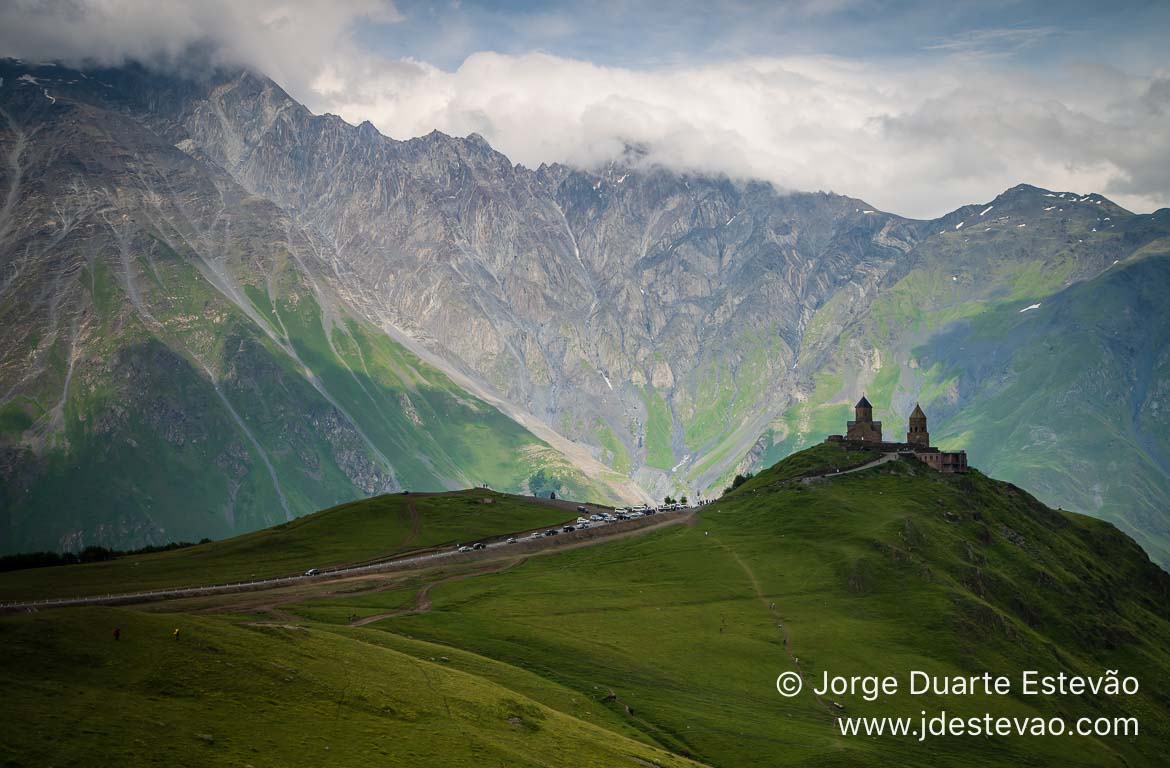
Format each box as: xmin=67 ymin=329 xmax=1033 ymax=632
xmin=801 ymin=452 xmax=898 ymax=483
xmin=231 ymin=575 xmax=425 ymax=625
xmin=2 ymin=507 xmax=697 ymax=613
xmin=348 ymin=558 xmax=527 ymax=626
xmin=237 ymin=514 xmax=698 ymax=626
xmin=714 ymin=539 xmax=830 ymax=713
xmin=401 ymin=499 xmax=422 ymax=548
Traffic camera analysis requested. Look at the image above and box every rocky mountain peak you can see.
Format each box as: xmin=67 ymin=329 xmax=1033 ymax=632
xmin=3 ymin=59 xmax=1170 ymax=566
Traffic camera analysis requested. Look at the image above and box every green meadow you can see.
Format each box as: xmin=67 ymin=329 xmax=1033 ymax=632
xmin=2 ymin=446 xmax=1169 ymax=766
xmin=0 ymin=490 xmax=573 ymax=602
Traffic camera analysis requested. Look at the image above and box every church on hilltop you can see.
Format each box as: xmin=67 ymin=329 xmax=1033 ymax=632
xmin=826 ymin=396 xmax=968 ymax=473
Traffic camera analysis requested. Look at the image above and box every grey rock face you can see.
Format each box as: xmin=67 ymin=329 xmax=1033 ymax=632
xmin=156 ymin=69 xmax=925 ymax=496
xmin=3 ymin=59 xmax=1169 ymax=560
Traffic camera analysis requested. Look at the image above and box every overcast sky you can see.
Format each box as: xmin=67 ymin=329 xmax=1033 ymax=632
xmin=2 ymin=0 xmax=1168 ymax=218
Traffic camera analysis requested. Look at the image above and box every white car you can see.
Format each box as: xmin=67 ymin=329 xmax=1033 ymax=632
xmin=506 ymin=537 xmax=517 ymax=544
xmin=304 ymin=568 xmax=320 ymax=577
xmin=457 ymin=545 xmax=473 ymax=553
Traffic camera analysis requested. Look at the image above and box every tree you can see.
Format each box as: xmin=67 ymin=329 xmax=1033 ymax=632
xmin=663 ymin=495 xmax=676 ymax=505
xmin=680 ymin=495 xmax=688 ymax=506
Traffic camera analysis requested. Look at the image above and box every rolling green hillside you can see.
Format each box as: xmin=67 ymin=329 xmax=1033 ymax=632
xmin=365 ymin=453 xmax=1170 ymax=766
xmin=0 ymin=607 xmax=703 ymax=768
xmin=2 ymin=448 xmax=1168 ymax=767
xmin=0 ymin=490 xmax=575 ymax=601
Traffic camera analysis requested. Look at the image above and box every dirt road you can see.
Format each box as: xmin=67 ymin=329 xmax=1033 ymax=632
xmin=1 ymin=508 xmax=696 ymax=612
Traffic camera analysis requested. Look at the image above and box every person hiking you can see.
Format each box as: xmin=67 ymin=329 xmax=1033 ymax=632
xmin=113 ymin=627 xmax=121 ymax=641
xmin=172 ymin=627 xmax=180 ymax=640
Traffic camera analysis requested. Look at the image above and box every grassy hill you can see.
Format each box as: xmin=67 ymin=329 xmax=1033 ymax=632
xmin=2 ymin=448 xmax=1169 ymax=766
xmin=0 ymin=490 xmax=575 ymax=601
xmin=358 ymin=454 xmax=1170 ymax=766
xmin=0 ymin=606 xmax=703 ymax=768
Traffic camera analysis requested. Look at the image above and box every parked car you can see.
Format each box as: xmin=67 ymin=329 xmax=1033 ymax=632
xmin=457 ymin=545 xmax=473 ymax=553
xmin=563 ymin=525 xmax=575 ymax=532
xmin=579 ymin=522 xmax=591 ymax=529
xmin=545 ymin=529 xmax=559 ymax=536
xmin=472 ymin=542 xmax=487 ymax=550
xmin=577 ymin=505 xmax=588 ymax=513
xmin=506 ymin=537 xmax=517 ymax=544
xmin=304 ymin=568 xmax=320 ymax=577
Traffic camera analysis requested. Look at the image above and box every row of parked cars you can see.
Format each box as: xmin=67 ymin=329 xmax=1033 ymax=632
xmin=455 ymin=502 xmax=687 ymax=552
xmin=527 ymin=503 xmax=676 ymax=539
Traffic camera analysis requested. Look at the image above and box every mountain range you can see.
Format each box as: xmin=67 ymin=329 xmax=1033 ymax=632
xmin=1 ymin=58 xmax=1168 ymax=567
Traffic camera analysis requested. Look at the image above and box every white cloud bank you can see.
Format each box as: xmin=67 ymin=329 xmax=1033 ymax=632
xmin=2 ymin=1 xmax=1167 ymax=218
xmin=314 ymin=52 xmax=1170 ymax=218
xmin=0 ymin=0 xmax=402 ymax=97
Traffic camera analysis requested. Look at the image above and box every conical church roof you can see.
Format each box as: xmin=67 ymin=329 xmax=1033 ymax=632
xmin=856 ymin=395 xmax=872 ymax=408
xmin=910 ymin=403 xmax=926 ymax=419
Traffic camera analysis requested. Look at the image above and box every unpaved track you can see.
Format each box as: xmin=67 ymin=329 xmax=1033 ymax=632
xmin=801 ymin=452 xmax=898 ymax=483
xmin=1 ymin=508 xmax=696 ymax=612
xmin=348 ymin=558 xmax=526 ymax=626
xmin=713 ymin=537 xmax=832 ymax=715
xmin=400 ymin=499 xmax=422 ymax=548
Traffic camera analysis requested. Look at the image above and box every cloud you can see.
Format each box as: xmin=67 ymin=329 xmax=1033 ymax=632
xmin=923 ymin=26 xmax=1061 ymax=58
xmin=0 ymin=0 xmax=402 ymax=96
xmin=311 ymin=50 xmax=1170 ymax=217
xmin=2 ymin=1 xmax=1167 ymax=218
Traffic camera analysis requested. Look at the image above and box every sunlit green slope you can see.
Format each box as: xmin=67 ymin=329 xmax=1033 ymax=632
xmin=753 ymin=187 xmax=1170 ymax=567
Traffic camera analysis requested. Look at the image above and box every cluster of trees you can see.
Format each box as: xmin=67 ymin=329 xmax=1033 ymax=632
xmin=0 ymin=539 xmax=212 ymax=573
xmin=721 ymin=472 xmax=754 ymax=495
xmin=662 ymin=495 xmax=689 ymax=506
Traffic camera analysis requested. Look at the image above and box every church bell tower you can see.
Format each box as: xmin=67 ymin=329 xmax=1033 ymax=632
xmin=846 ymin=395 xmax=882 ymax=442
xmin=907 ymin=403 xmax=929 ymax=447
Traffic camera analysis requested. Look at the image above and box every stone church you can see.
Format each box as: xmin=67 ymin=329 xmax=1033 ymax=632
xmin=827 ymin=396 xmax=968 ymax=473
